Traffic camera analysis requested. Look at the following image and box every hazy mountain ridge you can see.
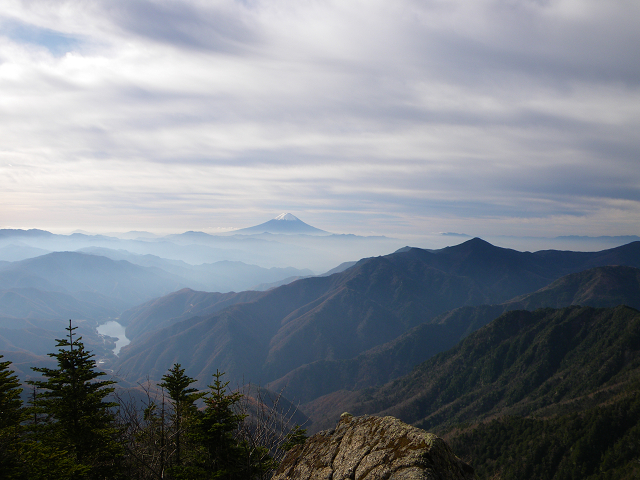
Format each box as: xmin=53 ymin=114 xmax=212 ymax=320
xmin=0 ymin=287 xmax=120 ymax=322
xmin=79 ymin=246 xmax=314 ymax=293
xmin=0 ymin=251 xmax=195 ymax=362
xmin=0 ymin=251 xmax=189 ymax=308
xmin=119 ymin=288 xmax=267 ymax=340
xmin=113 ymin=239 xmax=640 ymax=395
xmin=0 ymin=218 xmax=383 ymax=364
xmin=0 ymin=243 xmax=51 ymax=262
xmin=0 ymin=223 xmax=405 ymax=272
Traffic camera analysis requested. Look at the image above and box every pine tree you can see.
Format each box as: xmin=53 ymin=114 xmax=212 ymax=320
xmin=197 ymin=369 xmax=247 ymax=478
xmin=175 ymin=370 xmax=273 ymax=480
xmin=160 ymin=363 xmax=204 ymax=469
xmin=28 ymin=320 xmax=123 ymax=479
xmin=0 ymin=355 xmax=26 ymax=477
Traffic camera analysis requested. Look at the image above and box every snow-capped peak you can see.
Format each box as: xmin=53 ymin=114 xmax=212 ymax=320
xmin=274 ymin=213 xmax=299 ymax=221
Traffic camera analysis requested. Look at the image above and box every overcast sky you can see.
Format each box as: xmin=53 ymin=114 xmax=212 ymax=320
xmin=1 ymin=0 xmax=638 ymax=239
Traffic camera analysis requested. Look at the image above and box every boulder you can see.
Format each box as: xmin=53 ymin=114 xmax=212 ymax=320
xmin=272 ymin=414 xmax=476 ymax=480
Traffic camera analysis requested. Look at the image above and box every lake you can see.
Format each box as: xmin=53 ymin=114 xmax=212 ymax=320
xmin=96 ymin=321 xmax=130 ymax=355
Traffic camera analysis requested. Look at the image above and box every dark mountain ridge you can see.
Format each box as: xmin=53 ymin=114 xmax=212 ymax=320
xmin=306 ymin=305 xmax=640 ymax=479
xmin=408 ymin=238 xmax=640 ymax=301
xmin=504 ymin=264 xmax=640 ymax=311
xmin=267 ymin=264 xmax=640 ymax=404
xmin=114 ymin=239 xmax=640 ymax=392
xmin=312 ymin=305 xmax=640 ymax=429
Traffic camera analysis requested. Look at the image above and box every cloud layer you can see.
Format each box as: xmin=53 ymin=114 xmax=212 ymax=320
xmin=1 ymin=0 xmax=638 ymax=237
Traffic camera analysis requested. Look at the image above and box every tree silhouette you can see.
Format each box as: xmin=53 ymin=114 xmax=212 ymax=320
xmin=28 ymin=320 xmax=122 ymax=479
xmin=0 ymin=355 xmax=26 ymax=477
xmin=160 ymin=363 xmax=204 ymax=469
xmin=173 ymin=369 xmax=274 ymax=479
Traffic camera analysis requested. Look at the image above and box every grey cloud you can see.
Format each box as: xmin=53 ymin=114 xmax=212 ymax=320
xmin=1 ymin=0 xmax=639 ymax=237
xmin=401 ymin=3 xmax=640 ymax=88
xmin=102 ymin=0 xmax=260 ymax=53
xmin=502 ymin=164 xmax=640 ymax=203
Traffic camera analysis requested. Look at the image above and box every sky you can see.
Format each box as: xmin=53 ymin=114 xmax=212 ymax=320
xmin=1 ymin=0 xmax=639 ymax=240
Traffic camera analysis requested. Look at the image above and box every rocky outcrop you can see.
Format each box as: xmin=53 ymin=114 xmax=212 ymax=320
xmin=272 ymin=414 xmax=476 ymax=480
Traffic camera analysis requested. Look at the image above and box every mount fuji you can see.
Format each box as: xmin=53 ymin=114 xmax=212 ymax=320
xmin=233 ymin=213 xmax=329 ymax=235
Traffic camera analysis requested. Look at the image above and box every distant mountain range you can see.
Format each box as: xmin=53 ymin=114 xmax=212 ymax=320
xmin=0 ymin=250 xmax=311 ymax=361
xmin=0 ymin=217 xmax=399 ymax=363
xmin=0 ymin=218 xmax=402 ymax=272
xmin=78 ymin=247 xmax=315 ymax=292
xmin=112 ymin=238 xmax=640 ymax=393
xmin=0 ymin=251 xmax=189 ymax=308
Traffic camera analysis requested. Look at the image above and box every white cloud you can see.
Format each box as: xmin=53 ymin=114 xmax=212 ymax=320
xmin=0 ymin=0 xmax=638 ymax=238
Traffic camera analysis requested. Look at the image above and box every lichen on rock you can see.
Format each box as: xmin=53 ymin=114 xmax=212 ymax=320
xmin=272 ymin=415 xmax=476 ymax=480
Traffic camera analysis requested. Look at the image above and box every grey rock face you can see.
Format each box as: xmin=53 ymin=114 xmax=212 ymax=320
xmin=272 ymin=414 xmax=476 ymax=480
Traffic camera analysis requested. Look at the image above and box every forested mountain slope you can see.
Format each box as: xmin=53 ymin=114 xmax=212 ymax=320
xmin=270 ymin=265 xmax=640 ymax=405
xmin=335 ymin=305 xmax=640 ymax=427
xmin=304 ymin=305 xmax=640 ymax=479
xmin=115 ymin=239 xmax=640 ymax=390
xmin=119 ymin=288 xmax=267 ymax=340
xmin=503 ymin=264 xmax=640 ymax=311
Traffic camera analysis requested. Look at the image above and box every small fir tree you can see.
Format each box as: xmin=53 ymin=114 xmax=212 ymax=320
xmin=0 ymin=355 xmax=26 ymax=477
xmin=177 ymin=369 xmax=273 ymax=480
xmin=0 ymin=355 xmax=23 ymax=430
xmin=28 ymin=320 xmax=123 ymax=479
xmin=160 ymin=363 xmax=204 ymax=468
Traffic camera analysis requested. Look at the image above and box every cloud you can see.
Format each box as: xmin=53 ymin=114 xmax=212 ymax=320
xmin=0 ymin=0 xmax=638 ymax=238
xmin=103 ymin=0 xmax=260 ymax=53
